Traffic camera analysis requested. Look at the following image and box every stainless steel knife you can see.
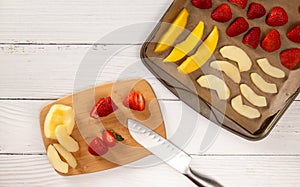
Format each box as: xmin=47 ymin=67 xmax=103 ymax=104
xmin=127 ymin=119 xmax=223 ymax=187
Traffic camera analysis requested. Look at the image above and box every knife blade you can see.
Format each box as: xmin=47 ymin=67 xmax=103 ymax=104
xmin=127 ymin=119 xmax=223 ymax=187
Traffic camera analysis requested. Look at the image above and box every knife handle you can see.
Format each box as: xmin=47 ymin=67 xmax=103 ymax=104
xmin=184 ymin=167 xmax=223 ymax=187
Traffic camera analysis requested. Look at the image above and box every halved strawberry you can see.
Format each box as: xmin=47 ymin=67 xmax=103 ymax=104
xmin=242 ymin=27 xmax=261 ymax=49
xmin=261 ymin=29 xmax=281 ymax=52
xmin=287 ymin=24 xmax=300 ymax=43
xmin=123 ymin=91 xmax=145 ymax=111
xmin=266 ymin=7 xmax=288 ymax=26
xmin=102 ymin=130 xmax=116 ymax=147
xmin=88 ymin=137 xmax=108 ymax=156
xmin=280 ymin=48 xmax=300 ymax=70
xmin=192 ymin=0 xmax=212 ymax=9
xmin=247 ymin=2 xmax=266 ymax=19
xmin=211 ymin=3 xmax=232 ymax=23
xmin=228 ymin=0 xmax=248 ymax=9
xmin=226 ymin=17 xmax=249 ymax=37
xmin=90 ymin=96 xmax=118 ymax=118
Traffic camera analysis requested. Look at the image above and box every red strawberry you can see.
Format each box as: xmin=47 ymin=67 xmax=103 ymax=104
xmin=280 ymin=48 xmax=300 ymax=70
xmin=123 ymin=91 xmax=145 ymax=111
xmin=211 ymin=3 xmax=232 ymax=23
xmin=88 ymin=137 xmax=108 ymax=156
xmin=90 ymin=96 xmax=118 ymax=118
xmin=247 ymin=2 xmax=266 ymax=19
xmin=192 ymin=0 xmax=212 ymax=9
xmin=228 ymin=0 xmax=248 ymax=9
xmin=266 ymin=7 xmax=288 ymax=26
xmin=261 ymin=29 xmax=281 ymax=52
xmin=242 ymin=27 xmax=261 ymax=49
xmin=287 ymin=24 xmax=300 ymax=43
xmin=226 ymin=17 xmax=249 ymax=37
xmin=102 ymin=130 xmax=116 ymax=147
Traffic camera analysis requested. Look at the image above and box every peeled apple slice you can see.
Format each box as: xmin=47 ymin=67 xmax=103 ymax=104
xmin=250 ymin=73 xmax=277 ymax=94
xmin=197 ymin=74 xmax=230 ymax=100
xmin=154 ymin=8 xmax=189 ymax=53
xmin=231 ymin=95 xmax=261 ymax=119
xmin=163 ymin=21 xmax=204 ymax=62
xmin=56 ymin=125 xmax=79 ymax=152
xmin=210 ymin=60 xmax=241 ymax=83
xmin=240 ymin=84 xmax=267 ymax=107
xmin=219 ymin=45 xmax=252 ymax=72
xmin=47 ymin=144 xmax=68 ymax=174
xmin=53 ymin=143 xmax=77 ymax=169
xmin=178 ymin=26 xmax=219 ymax=74
xmin=44 ymin=104 xmax=75 ymax=139
xmin=257 ymin=58 xmax=285 ymax=79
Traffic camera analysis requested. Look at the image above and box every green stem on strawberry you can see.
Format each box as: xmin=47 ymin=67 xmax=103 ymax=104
xmin=109 ymin=129 xmax=124 ymax=141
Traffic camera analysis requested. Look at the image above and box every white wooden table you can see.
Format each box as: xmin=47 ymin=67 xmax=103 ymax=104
xmin=0 ymin=0 xmax=299 ymax=186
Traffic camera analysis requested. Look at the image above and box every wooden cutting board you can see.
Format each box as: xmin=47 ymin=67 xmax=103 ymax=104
xmin=40 ymin=79 xmax=166 ymax=176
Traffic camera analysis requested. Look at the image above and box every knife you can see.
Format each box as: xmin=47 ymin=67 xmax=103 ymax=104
xmin=127 ymin=119 xmax=223 ymax=187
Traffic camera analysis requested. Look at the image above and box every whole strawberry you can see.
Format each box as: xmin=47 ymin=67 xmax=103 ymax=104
xmin=211 ymin=3 xmax=232 ymax=23
xmin=287 ymin=24 xmax=300 ymax=43
xmin=192 ymin=0 xmax=212 ymax=9
xmin=266 ymin=7 xmax=288 ymax=26
xmin=228 ymin=0 xmax=248 ymax=9
xmin=280 ymin=48 xmax=300 ymax=70
xmin=247 ymin=2 xmax=266 ymax=19
xmin=261 ymin=29 xmax=281 ymax=52
xmin=242 ymin=27 xmax=261 ymax=49
xmin=226 ymin=17 xmax=249 ymax=37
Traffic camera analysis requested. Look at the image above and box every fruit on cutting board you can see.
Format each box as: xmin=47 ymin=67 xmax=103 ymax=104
xmin=56 ymin=125 xmax=79 ymax=152
xmin=228 ymin=0 xmax=248 ymax=9
xmin=240 ymin=84 xmax=267 ymax=107
xmin=90 ymin=96 xmax=118 ymax=119
xmin=261 ymin=29 xmax=281 ymax=52
xmin=250 ymin=73 xmax=277 ymax=94
xmin=280 ymin=48 xmax=300 ymax=70
xmin=88 ymin=137 xmax=108 ymax=156
xmin=219 ymin=45 xmax=252 ymax=72
xmin=197 ymin=74 xmax=230 ymax=100
xmin=44 ymin=104 xmax=75 ymax=139
xmin=287 ymin=24 xmax=300 ymax=43
xmin=53 ymin=143 xmax=77 ymax=169
xmin=47 ymin=144 xmax=69 ymax=174
xmin=231 ymin=95 xmax=261 ymax=119
xmin=266 ymin=7 xmax=288 ymax=27
xmin=247 ymin=2 xmax=266 ymax=19
xmin=210 ymin=60 xmax=241 ymax=83
xmin=178 ymin=26 xmax=219 ymax=74
xmin=123 ymin=91 xmax=145 ymax=111
xmin=211 ymin=3 xmax=232 ymax=23
xmin=257 ymin=58 xmax=285 ymax=78
xmin=102 ymin=130 xmax=116 ymax=147
xmin=154 ymin=8 xmax=189 ymax=53
xmin=226 ymin=17 xmax=249 ymax=37
xmin=192 ymin=0 xmax=212 ymax=9
xmin=163 ymin=21 xmax=204 ymax=62
xmin=242 ymin=27 xmax=261 ymax=49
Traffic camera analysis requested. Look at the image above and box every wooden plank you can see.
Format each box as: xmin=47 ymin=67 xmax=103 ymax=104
xmin=0 ymin=155 xmax=299 ymax=187
xmin=0 ymin=0 xmax=172 ymax=44
xmin=0 ymin=100 xmax=299 ymax=154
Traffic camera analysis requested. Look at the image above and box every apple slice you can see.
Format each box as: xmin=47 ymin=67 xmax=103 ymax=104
xmin=55 ymin=125 xmax=79 ymax=153
xmin=163 ymin=21 xmax=204 ymax=62
xmin=219 ymin=45 xmax=252 ymax=72
xmin=154 ymin=8 xmax=189 ymax=53
xmin=44 ymin=104 xmax=75 ymax=139
xmin=178 ymin=26 xmax=219 ymax=74
xmin=250 ymin=73 xmax=277 ymax=94
xmin=231 ymin=95 xmax=261 ymax=119
xmin=53 ymin=143 xmax=77 ymax=169
xmin=197 ymin=74 xmax=230 ymax=100
xmin=210 ymin=60 xmax=241 ymax=83
xmin=47 ymin=144 xmax=68 ymax=174
xmin=257 ymin=58 xmax=285 ymax=79
xmin=240 ymin=84 xmax=267 ymax=107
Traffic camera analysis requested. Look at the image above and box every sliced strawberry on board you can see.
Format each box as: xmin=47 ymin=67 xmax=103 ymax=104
xmin=90 ymin=96 xmax=118 ymax=119
xmin=102 ymin=130 xmax=116 ymax=147
xmin=88 ymin=137 xmax=108 ymax=156
xmin=247 ymin=2 xmax=266 ymax=19
xmin=211 ymin=3 xmax=232 ymax=23
xmin=226 ymin=17 xmax=249 ymax=37
xmin=287 ymin=24 xmax=300 ymax=43
xmin=228 ymin=0 xmax=248 ymax=9
xmin=261 ymin=29 xmax=281 ymax=52
xmin=242 ymin=27 xmax=261 ymax=49
xmin=280 ymin=48 xmax=300 ymax=70
xmin=123 ymin=91 xmax=145 ymax=111
xmin=191 ymin=0 xmax=212 ymax=9
xmin=266 ymin=7 xmax=288 ymax=27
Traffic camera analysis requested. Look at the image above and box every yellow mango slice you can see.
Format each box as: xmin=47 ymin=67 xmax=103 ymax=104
xmin=154 ymin=8 xmax=189 ymax=53
xmin=163 ymin=21 xmax=204 ymax=62
xmin=178 ymin=26 xmax=219 ymax=74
